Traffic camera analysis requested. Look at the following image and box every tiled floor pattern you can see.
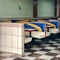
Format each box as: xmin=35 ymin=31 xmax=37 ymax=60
xmin=0 ymin=38 xmax=60 ymax=60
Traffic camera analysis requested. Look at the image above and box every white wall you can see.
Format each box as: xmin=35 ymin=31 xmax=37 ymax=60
xmin=0 ymin=0 xmax=33 ymax=18
xmin=37 ymin=0 xmax=54 ymax=17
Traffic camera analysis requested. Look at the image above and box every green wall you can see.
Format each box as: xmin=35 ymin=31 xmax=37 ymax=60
xmin=37 ymin=0 xmax=54 ymax=17
xmin=0 ymin=0 xmax=33 ymax=18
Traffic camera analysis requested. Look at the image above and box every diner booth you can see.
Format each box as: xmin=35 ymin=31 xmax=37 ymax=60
xmin=0 ymin=19 xmax=59 ymax=56
xmin=24 ymin=22 xmax=46 ymax=47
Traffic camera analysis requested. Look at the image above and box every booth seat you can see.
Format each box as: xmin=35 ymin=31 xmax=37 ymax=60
xmin=24 ymin=37 xmax=32 ymax=49
xmin=31 ymin=26 xmax=51 ymax=44
xmin=31 ymin=31 xmax=45 ymax=45
xmin=24 ymin=31 xmax=30 ymax=37
xmin=25 ymin=37 xmax=32 ymax=44
xmin=48 ymin=28 xmax=59 ymax=40
xmin=31 ymin=31 xmax=51 ymax=44
xmin=49 ymin=28 xmax=59 ymax=34
xmin=31 ymin=32 xmax=45 ymax=39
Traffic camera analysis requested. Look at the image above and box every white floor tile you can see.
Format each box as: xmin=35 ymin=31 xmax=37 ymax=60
xmin=1 ymin=53 xmax=14 ymax=57
xmin=50 ymin=50 xmax=60 ymax=54
xmin=53 ymin=43 xmax=60 ymax=46
xmin=57 ymin=47 xmax=60 ymax=48
xmin=41 ymin=44 xmax=50 ymax=47
xmin=56 ymin=39 xmax=60 ymax=41
xmin=34 ymin=51 xmax=47 ymax=55
xmin=24 ymin=52 xmax=31 ymax=56
xmin=31 ymin=47 xmax=41 ymax=50
xmin=49 ymin=41 xmax=57 ymax=43
xmin=22 ymin=56 xmax=36 ymax=60
xmin=56 ymin=54 xmax=60 ymax=58
xmin=38 ymin=55 xmax=53 ymax=60
xmin=2 ymin=58 xmax=14 ymax=60
xmin=45 ymin=47 xmax=56 ymax=50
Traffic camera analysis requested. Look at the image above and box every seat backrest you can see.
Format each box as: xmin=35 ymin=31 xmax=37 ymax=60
xmin=30 ymin=22 xmax=46 ymax=38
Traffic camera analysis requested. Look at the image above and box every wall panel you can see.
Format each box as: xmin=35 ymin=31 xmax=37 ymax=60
xmin=37 ymin=0 xmax=54 ymax=17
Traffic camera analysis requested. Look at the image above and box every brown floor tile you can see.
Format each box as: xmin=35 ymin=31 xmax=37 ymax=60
xmin=51 ymin=57 xmax=60 ymax=60
xmin=28 ymin=53 xmax=41 ymax=57
xmin=35 ymin=58 xmax=45 ymax=60
xmin=57 ymin=48 xmax=60 ymax=51
xmin=40 ymin=49 xmax=51 ymax=52
xmin=14 ymin=58 xmax=27 ymax=60
xmin=25 ymin=49 xmax=36 ymax=53
xmin=0 ymin=56 xmax=7 ymax=60
xmin=50 ymin=45 xmax=58 ymax=47
xmin=0 ymin=51 xmax=6 ymax=54
xmin=10 ymin=54 xmax=22 ymax=58
xmin=37 ymin=46 xmax=46 ymax=49
xmin=58 ymin=58 xmax=60 ymax=60
xmin=45 ymin=53 xmax=58 ymax=56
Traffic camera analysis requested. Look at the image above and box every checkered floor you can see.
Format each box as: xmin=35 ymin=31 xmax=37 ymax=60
xmin=0 ymin=38 xmax=60 ymax=60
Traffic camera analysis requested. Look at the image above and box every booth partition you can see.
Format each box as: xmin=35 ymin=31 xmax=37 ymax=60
xmin=0 ymin=23 xmax=24 ymax=56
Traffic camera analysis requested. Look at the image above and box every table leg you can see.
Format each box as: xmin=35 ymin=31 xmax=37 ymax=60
xmin=30 ymin=31 xmax=31 ymax=37
xmin=47 ymin=28 xmax=49 ymax=32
